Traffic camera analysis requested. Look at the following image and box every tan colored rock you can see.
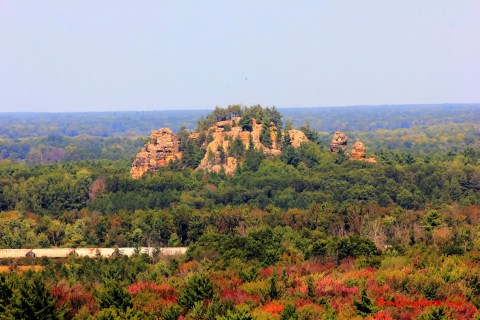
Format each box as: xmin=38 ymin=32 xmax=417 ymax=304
xmin=288 ymin=130 xmax=308 ymax=148
xmin=133 ymin=116 xmax=311 ymax=177
xmin=196 ymin=117 xmax=295 ymax=174
xmin=350 ymin=141 xmax=366 ymax=159
xmin=130 ymin=128 xmax=182 ymax=179
xmin=330 ymin=131 xmax=348 ymax=153
xmin=349 ymin=140 xmax=377 ymax=163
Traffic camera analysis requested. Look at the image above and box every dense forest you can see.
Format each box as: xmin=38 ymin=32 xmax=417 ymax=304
xmin=0 ymin=105 xmax=480 ymax=319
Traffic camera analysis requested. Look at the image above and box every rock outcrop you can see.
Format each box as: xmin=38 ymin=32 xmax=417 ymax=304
xmin=131 ymin=117 xmax=309 ymax=178
xmin=349 ymin=140 xmax=377 ymax=163
xmin=289 ymin=129 xmax=309 ymax=148
xmin=350 ymin=140 xmax=366 ymax=159
xmin=330 ymin=131 xmax=348 ymax=153
xmin=195 ymin=118 xmax=308 ymax=175
xmin=328 ymin=132 xmax=377 ymax=164
xmin=130 ymin=128 xmax=182 ymax=179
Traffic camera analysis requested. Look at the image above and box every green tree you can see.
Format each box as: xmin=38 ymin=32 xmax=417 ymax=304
xmin=260 ymin=124 xmax=272 ymax=148
xmin=353 ymin=289 xmax=376 ymax=317
xmin=244 ymin=142 xmax=264 ymax=172
xmin=217 ymin=308 xmax=256 ymax=320
xmin=423 ymin=210 xmax=443 ymax=232
xmin=179 ymin=273 xmax=215 ymax=310
xmin=98 ymin=280 xmax=132 ymax=312
xmin=268 ymin=273 xmax=281 ymax=300
xmin=0 ymin=274 xmax=15 ymax=316
xmin=299 ymin=121 xmax=320 ymax=144
xmin=239 ymin=116 xmax=253 ymax=132
xmin=15 ymin=273 xmax=58 ymax=320
xmin=280 ymin=305 xmax=299 ymax=320
xmin=280 ymin=145 xmax=299 ymax=167
xmin=228 ymin=136 xmax=245 ymax=158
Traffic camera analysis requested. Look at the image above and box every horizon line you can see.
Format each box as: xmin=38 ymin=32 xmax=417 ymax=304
xmin=1 ymin=102 xmax=479 ymax=114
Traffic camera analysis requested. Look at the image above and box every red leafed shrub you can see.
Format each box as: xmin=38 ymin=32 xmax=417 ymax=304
xmin=128 ymin=281 xmax=177 ymax=302
xmin=178 ymin=261 xmax=198 ymax=275
xmin=291 ymin=277 xmax=303 ymax=287
xmin=295 ymin=298 xmax=314 ymax=308
xmin=220 ymin=288 xmax=259 ymax=305
xmin=259 ymin=266 xmax=290 ymax=279
xmin=365 ymin=278 xmax=390 ymax=298
xmin=259 ymin=266 xmax=280 ymax=278
xmin=373 ymin=310 xmax=394 ymax=320
xmin=315 ymin=276 xmax=358 ymax=297
xmin=294 ymin=260 xmax=335 ymax=276
xmin=51 ymin=281 xmax=98 ymax=318
xmin=129 ymin=282 xmax=178 ymax=316
xmin=211 ymin=272 xmax=243 ymax=289
xmin=296 ymin=282 xmax=308 ymax=295
xmin=338 ymin=257 xmax=356 ymax=272
xmin=262 ymin=302 xmax=284 ymax=314
xmin=443 ymin=295 xmax=478 ymax=319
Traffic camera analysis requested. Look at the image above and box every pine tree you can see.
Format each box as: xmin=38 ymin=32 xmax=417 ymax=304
xmin=280 ymin=305 xmax=299 ymax=320
xmin=260 ymin=123 xmax=272 ymax=148
xmin=15 ymin=273 xmax=58 ymax=320
xmin=239 ymin=116 xmax=253 ymax=132
xmin=353 ymin=288 xmax=376 ymax=317
xmin=268 ymin=273 xmax=280 ymax=300
xmin=0 ymin=274 xmax=14 ymax=316
xmin=228 ymin=136 xmax=245 ymax=158
xmin=98 ymin=279 xmax=132 ymax=312
xmin=306 ymin=276 xmax=315 ymax=299
xmin=179 ymin=273 xmax=214 ymax=310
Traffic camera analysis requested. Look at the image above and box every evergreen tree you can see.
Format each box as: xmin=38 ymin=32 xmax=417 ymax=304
xmin=0 ymin=274 xmax=15 ymax=316
xmin=353 ymin=289 xmax=376 ymax=317
xmin=217 ymin=308 xmax=256 ymax=320
xmin=299 ymin=121 xmax=320 ymax=144
xmin=179 ymin=273 xmax=215 ymax=310
xmin=268 ymin=273 xmax=280 ymax=300
xmin=228 ymin=136 xmax=245 ymax=158
xmin=306 ymin=276 xmax=315 ymax=299
xmin=280 ymin=145 xmax=299 ymax=167
xmin=98 ymin=280 xmax=132 ymax=312
xmin=15 ymin=273 xmax=58 ymax=320
xmin=280 ymin=305 xmax=299 ymax=320
xmin=260 ymin=123 xmax=272 ymax=148
xmin=217 ymin=146 xmax=226 ymax=164
xmin=239 ymin=116 xmax=253 ymax=132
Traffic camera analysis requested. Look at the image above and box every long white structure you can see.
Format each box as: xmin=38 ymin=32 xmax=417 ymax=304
xmin=0 ymin=247 xmax=187 ymax=259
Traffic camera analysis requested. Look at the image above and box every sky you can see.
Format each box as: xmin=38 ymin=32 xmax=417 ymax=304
xmin=0 ymin=1 xmax=479 ymax=112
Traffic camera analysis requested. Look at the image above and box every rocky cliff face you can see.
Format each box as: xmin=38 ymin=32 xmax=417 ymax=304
xmin=330 ymin=131 xmax=348 ymax=153
xmin=131 ymin=118 xmax=309 ymax=178
xmin=196 ymin=118 xmax=308 ymax=174
xmin=130 ymin=128 xmax=182 ymax=179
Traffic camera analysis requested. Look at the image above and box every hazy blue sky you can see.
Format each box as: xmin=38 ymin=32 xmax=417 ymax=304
xmin=1 ymin=1 xmax=479 ymax=112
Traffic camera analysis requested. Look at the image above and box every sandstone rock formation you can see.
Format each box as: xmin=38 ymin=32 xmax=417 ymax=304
xmin=289 ymin=129 xmax=309 ymax=148
xmin=130 ymin=128 xmax=182 ymax=179
xmin=330 ymin=131 xmax=348 ymax=153
xmin=195 ymin=118 xmax=308 ymax=175
xmin=131 ymin=117 xmax=309 ymax=178
xmin=350 ymin=140 xmax=366 ymax=159
xmin=349 ymin=140 xmax=377 ymax=163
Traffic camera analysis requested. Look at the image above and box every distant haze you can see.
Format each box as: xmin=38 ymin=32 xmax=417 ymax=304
xmin=1 ymin=1 xmax=479 ymax=112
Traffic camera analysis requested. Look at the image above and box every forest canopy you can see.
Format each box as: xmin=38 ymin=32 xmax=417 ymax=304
xmin=0 ymin=104 xmax=480 ymax=319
